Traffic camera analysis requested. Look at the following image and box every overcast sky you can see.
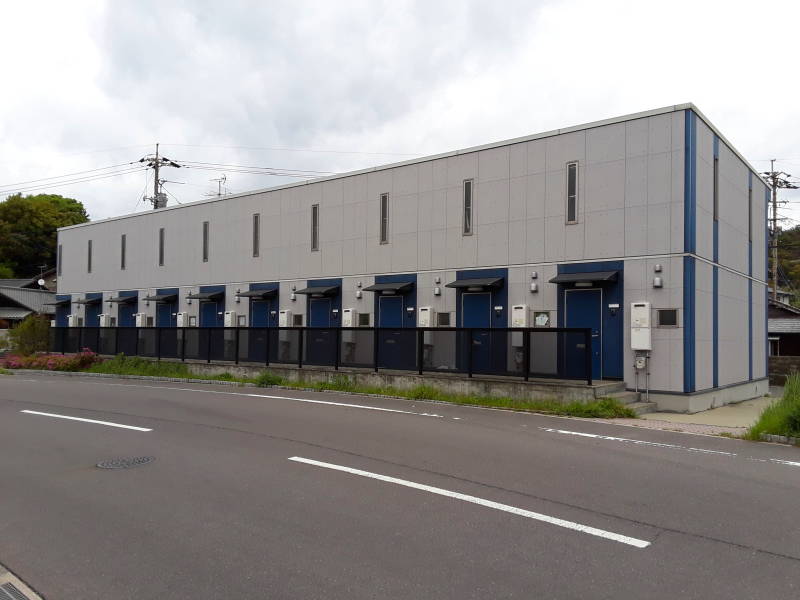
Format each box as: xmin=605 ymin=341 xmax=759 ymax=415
xmin=1 ymin=0 xmax=798 ymax=223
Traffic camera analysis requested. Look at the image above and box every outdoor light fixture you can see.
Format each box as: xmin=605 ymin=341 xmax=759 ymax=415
xmin=433 ymin=286 xmax=441 ymax=296
xmin=406 ymin=306 xmax=415 ymax=313
xmin=653 ymin=276 xmax=663 ymax=288
xmin=270 ymin=310 xmax=277 ymax=316
xmin=434 ymin=276 xmax=441 ymax=284
xmin=356 ymin=290 xmax=362 ymax=299
xmin=290 ymin=292 xmax=296 ymax=301
xmin=494 ymin=306 xmax=503 ymax=315
xmin=531 ymin=271 xmax=538 ymax=279
xmin=235 ymin=288 xmax=241 ymax=303
xmin=530 ymin=282 xmax=538 ymax=293
xmin=654 ymin=264 xmax=663 ymax=273
xmin=357 ymin=281 xmax=362 ymax=288
xmin=291 ymin=284 xmax=296 ymax=291
xmin=575 ymin=282 xmax=592 ymax=288
xmin=332 ymin=308 xmax=339 ymax=319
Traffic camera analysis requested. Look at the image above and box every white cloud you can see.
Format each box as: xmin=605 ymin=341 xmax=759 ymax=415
xmin=1 ymin=0 xmax=798 ymax=222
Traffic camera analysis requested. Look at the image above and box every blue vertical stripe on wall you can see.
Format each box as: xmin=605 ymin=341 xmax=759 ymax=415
xmin=748 ymin=172 xmax=753 ymax=381
xmin=683 ymin=257 xmax=696 ymax=392
xmin=712 ymin=135 xmax=719 ymax=388
xmin=683 ymin=110 xmax=697 ymax=393
xmin=684 ymin=110 xmax=697 ymax=254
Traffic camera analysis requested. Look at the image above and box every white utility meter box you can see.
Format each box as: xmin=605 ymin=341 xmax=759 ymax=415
xmin=511 ymin=304 xmax=529 ymax=328
xmin=135 ymin=313 xmax=147 ymax=327
xmin=223 ymin=311 xmax=237 ymax=327
xmin=342 ymin=308 xmax=357 ymax=328
xmin=418 ymin=306 xmax=435 ymax=327
xmin=98 ymin=314 xmax=113 ymax=327
xmin=176 ymin=312 xmax=190 ymax=327
xmin=630 ymin=301 xmax=652 ymax=351
xmin=67 ymin=314 xmax=80 ymax=327
xmin=278 ymin=309 xmax=293 ymax=328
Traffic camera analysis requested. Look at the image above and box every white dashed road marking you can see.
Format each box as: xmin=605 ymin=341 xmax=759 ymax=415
xmin=20 ymin=409 xmax=152 ymax=432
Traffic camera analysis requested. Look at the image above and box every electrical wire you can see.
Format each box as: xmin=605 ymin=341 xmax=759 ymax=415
xmin=1 ymin=167 xmax=149 ymax=196
xmin=0 ymin=162 xmax=138 ymax=190
xmin=179 ymin=160 xmax=334 ymax=175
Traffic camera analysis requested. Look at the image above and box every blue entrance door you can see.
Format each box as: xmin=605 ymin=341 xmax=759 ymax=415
xmin=200 ymin=301 xmax=222 ymax=327
xmin=118 ymin=302 xmax=137 ymax=327
xmin=85 ymin=303 xmax=101 ymax=327
xmin=156 ymin=303 xmax=176 ymax=327
xmin=565 ymin=289 xmax=602 ymax=380
xmin=462 ymin=292 xmax=492 ymax=373
xmin=378 ymin=295 xmax=414 ymax=370
xmin=307 ymin=298 xmax=334 ymax=365
xmin=251 ymin=300 xmax=271 ymax=327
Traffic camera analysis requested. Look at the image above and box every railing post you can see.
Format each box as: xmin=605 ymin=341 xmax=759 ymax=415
xmin=181 ymin=328 xmax=186 ymax=362
xmin=334 ymin=327 xmax=341 ymax=370
xmin=373 ymin=327 xmax=379 ymax=372
xmin=61 ymin=327 xmax=66 ymax=355
xmin=417 ymin=328 xmax=423 ymax=375
xmin=298 ymin=328 xmax=304 ymax=368
xmin=77 ymin=327 xmax=83 ymax=353
xmin=134 ymin=327 xmax=139 ymax=357
xmin=467 ymin=328 xmax=474 ymax=378
xmin=235 ymin=327 xmax=240 ymax=364
xmin=523 ymin=327 xmax=531 ymax=381
xmin=113 ymin=327 xmax=119 ymax=356
xmin=585 ymin=328 xmax=593 ymax=386
xmin=265 ymin=328 xmax=271 ymax=366
xmin=156 ymin=327 xmax=162 ymax=361
xmin=206 ymin=328 xmax=212 ymax=363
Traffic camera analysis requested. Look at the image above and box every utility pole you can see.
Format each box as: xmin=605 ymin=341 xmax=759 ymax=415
xmin=138 ymin=143 xmax=182 ymax=209
xmin=762 ymin=159 xmax=799 ymax=302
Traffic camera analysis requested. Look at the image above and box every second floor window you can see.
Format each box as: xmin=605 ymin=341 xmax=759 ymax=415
xmin=202 ymin=221 xmax=209 ymax=262
xmin=311 ymin=204 xmax=319 ymax=251
xmin=158 ymin=228 xmax=165 ymax=266
xmin=252 ymin=213 xmax=260 ymax=257
xmin=120 ymin=234 xmax=126 ymax=270
xmin=379 ymin=193 xmax=389 ymax=243
xmin=463 ymin=179 xmax=473 ymax=235
xmin=566 ymin=162 xmax=578 ymax=224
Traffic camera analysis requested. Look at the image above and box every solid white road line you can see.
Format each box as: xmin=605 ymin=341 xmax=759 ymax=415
xmin=288 ymin=456 xmax=651 ymax=549
xmin=83 ymin=382 xmax=447 ymax=419
xmin=20 ymin=410 xmax=152 ymax=432
xmin=540 ymin=427 xmax=800 ymax=468
xmin=539 ymin=427 xmax=736 ymax=456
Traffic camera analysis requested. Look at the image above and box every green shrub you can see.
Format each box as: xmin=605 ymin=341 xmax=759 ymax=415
xmin=7 ymin=314 xmax=50 ymax=356
xmin=747 ymin=374 xmax=800 ymax=440
xmin=255 ymin=371 xmax=286 ymax=387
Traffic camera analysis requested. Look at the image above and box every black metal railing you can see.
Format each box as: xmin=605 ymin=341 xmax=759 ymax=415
xmin=49 ymin=326 xmax=593 ymax=384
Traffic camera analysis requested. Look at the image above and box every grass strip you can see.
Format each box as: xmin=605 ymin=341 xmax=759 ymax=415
xmin=745 ymin=374 xmax=800 ymax=442
xmin=68 ymin=354 xmax=636 ymax=419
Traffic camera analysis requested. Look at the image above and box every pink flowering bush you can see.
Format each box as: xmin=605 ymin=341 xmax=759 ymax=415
xmin=0 ymin=348 xmax=102 ymax=371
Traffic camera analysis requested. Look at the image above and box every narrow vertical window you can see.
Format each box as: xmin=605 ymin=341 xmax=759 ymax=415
xmin=463 ymin=179 xmax=473 ymax=235
xmin=748 ymin=185 xmax=753 ymax=242
xmin=202 ymin=221 xmax=209 ymax=262
xmin=311 ymin=204 xmax=319 ymax=251
xmin=87 ymin=240 xmax=92 ymax=273
xmin=120 ymin=234 xmax=126 ymax=270
xmin=57 ymin=244 xmax=62 ymax=276
xmin=158 ymin=228 xmax=165 ymax=266
xmin=713 ymin=155 xmax=719 ymax=221
xmin=566 ymin=162 xmax=578 ymax=224
xmin=252 ymin=213 xmax=260 ymax=257
xmin=379 ymin=193 xmax=389 ymax=243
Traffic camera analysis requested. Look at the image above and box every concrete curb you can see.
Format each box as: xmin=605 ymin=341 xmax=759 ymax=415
xmin=759 ymin=433 xmax=799 ymax=445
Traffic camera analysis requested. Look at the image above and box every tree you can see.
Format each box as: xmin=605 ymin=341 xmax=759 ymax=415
xmin=7 ymin=314 xmax=50 ymax=355
xmin=0 ymin=193 xmax=89 ymax=277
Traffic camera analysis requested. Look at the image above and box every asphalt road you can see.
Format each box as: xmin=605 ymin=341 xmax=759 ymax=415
xmin=1 ymin=374 xmax=798 ymax=599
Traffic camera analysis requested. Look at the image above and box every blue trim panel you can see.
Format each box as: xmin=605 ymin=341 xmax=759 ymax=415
xmin=373 ymin=273 xmax=418 ymax=327
xmin=557 ymin=260 xmax=624 ymax=379
xmin=684 ymin=110 xmax=697 ymax=254
xmin=683 ymin=256 xmax=696 ymax=392
xmin=712 ymin=266 xmax=718 ymax=388
xmin=748 ymin=279 xmax=753 ymax=381
xmin=713 ymin=135 xmax=719 ymax=263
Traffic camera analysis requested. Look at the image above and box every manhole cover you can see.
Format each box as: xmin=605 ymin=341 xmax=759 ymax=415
xmin=96 ymin=456 xmax=155 ymax=470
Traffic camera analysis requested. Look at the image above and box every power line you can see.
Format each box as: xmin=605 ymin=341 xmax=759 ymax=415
xmin=0 ymin=162 xmax=137 ymax=190
xmin=1 ymin=167 xmax=148 ymax=197
xmin=764 ymin=159 xmax=800 ymax=301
